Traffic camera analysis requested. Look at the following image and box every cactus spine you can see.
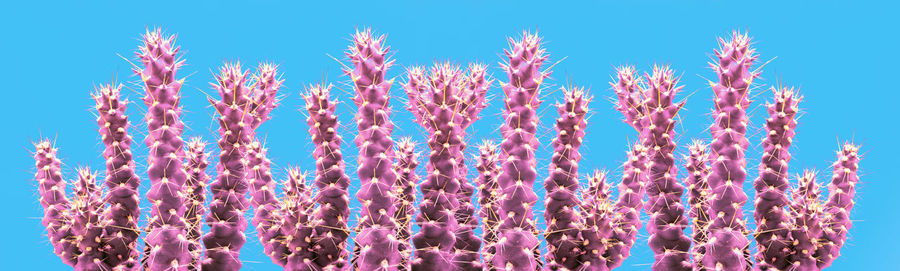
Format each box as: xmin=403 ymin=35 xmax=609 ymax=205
xmin=346 ymin=29 xmax=402 ymax=270
xmin=493 ymin=31 xmax=549 ymax=270
xmin=136 ymin=29 xmax=192 ymax=271
xmin=543 ymin=86 xmax=590 ymax=270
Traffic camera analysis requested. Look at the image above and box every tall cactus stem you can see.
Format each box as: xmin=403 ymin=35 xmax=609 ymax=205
xmin=493 ymin=31 xmax=549 ymax=270
xmin=543 ymin=86 xmax=590 ymax=270
xmin=753 ymin=87 xmax=800 ymax=270
xmin=702 ymin=32 xmax=758 ymax=271
xmin=136 ymin=29 xmax=192 ymax=271
xmin=345 ymin=28 xmax=402 ymax=270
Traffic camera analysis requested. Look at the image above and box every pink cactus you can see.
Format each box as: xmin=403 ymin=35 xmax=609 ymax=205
xmin=474 ymin=141 xmax=501 ymax=269
xmin=345 ymin=29 xmax=402 ymax=270
xmin=493 ymin=31 xmax=549 ymax=270
xmin=543 ymin=86 xmax=591 ymax=270
xmin=183 ymin=138 xmax=210 ymax=270
xmin=136 ymin=29 xmax=192 ymax=271
xmin=93 ymin=83 xmax=142 ymax=270
xmin=753 ymin=87 xmax=800 ymax=269
xmin=304 ymin=83 xmax=353 ymax=269
xmin=29 ymin=29 xmax=866 ymax=271
xmin=393 ymin=138 xmax=419 ymax=271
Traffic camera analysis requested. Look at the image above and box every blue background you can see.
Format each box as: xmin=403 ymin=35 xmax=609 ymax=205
xmin=2 ymin=1 xmax=896 ymax=270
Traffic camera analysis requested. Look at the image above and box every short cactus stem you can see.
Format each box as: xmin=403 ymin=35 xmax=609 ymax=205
xmin=578 ymin=170 xmax=614 ymax=271
xmin=640 ymin=66 xmax=690 ymax=271
xmin=753 ymin=87 xmax=800 ymax=270
xmin=136 ymin=29 xmax=192 ymax=271
xmin=33 ymin=140 xmax=78 ymax=266
xmin=304 ymin=83 xmax=352 ymax=269
xmin=71 ymin=168 xmax=110 ymax=271
xmin=393 ymin=138 xmax=419 ymax=271
xmin=246 ymin=140 xmax=289 ymax=267
xmin=702 ymin=32 xmax=758 ymax=271
xmin=453 ymin=64 xmax=490 ymax=271
xmin=203 ymin=63 xmax=254 ymax=271
xmin=814 ymin=143 xmax=861 ymax=269
xmin=543 ymin=86 xmax=590 ymax=270
xmin=282 ymin=168 xmax=318 ymax=270
xmin=475 ymin=141 xmax=501 ymax=268
xmin=788 ymin=170 xmax=823 ymax=270
xmin=345 ymin=29 xmax=402 ymax=270
xmin=683 ymin=141 xmax=711 ymax=270
xmin=183 ymin=138 xmax=210 ymax=269
xmin=93 ymin=83 xmax=141 ymax=269
xmin=493 ymin=31 xmax=550 ymax=270
xmin=605 ymin=66 xmax=649 ymax=270
xmin=203 ymin=62 xmax=282 ymax=270
xmin=604 ymin=143 xmax=648 ymax=269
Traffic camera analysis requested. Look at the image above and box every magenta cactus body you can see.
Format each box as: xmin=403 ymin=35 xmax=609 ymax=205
xmin=605 ymin=66 xmax=650 ymax=270
xmin=183 ymin=138 xmax=210 ymax=269
xmin=641 ymin=66 xmax=691 ymax=271
xmin=683 ymin=141 xmax=711 ymax=271
xmin=71 ymin=168 xmax=109 ymax=271
xmin=789 ymin=171 xmax=823 ymax=270
xmin=346 ymin=29 xmax=402 ymax=270
xmin=475 ymin=141 xmax=501 ymax=268
xmin=93 ymin=83 xmax=142 ymax=270
xmin=247 ymin=140 xmax=289 ymax=266
xmin=204 ymin=62 xmax=282 ymax=270
xmin=453 ymin=64 xmax=490 ymax=271
xmin=701 ymin=32 xmax=758 ymax=271
xmin=493 ymin=31 xmax=549 ymax=270
xmin=304 ymin=84 xmax=353 ymax=269
xmin=282 ymin=168 xmax=318 ymax=270
xmin=403 ymin=64 xmax=463 ymax=270
xmin=136 ymin=29 xmax=193 ymax=271
xmin=578 ymin=170 xmax=615 ymax=270
xmin=393 ymin=138 xmax=419 ymax=271
xmin=543 ymin=86 xmax=590 ymax=270
xmin=30 ymin=28 xmax=867 ymax=271
xmin=34 ymin=141 xmax=78 ymax=266
xmin=753 ymin=87 xmax=800 ymax=269
xmin=403 ymin=62 xmax=489 ymax=270
xmin=815 ymin=143 xmax=860 ymax=269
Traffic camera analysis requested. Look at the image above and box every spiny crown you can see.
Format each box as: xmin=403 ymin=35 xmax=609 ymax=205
xmin=346 ymin=28 xmax=393 ymax=89
xmin=93 ymin=84 xmax=127 ymax=112
xmin=642 ymin=65 xmax=684 ymax=112
xmin=559 ymin=85 xmax=591 ymax=116
xmin=612 ymin=65 xmax=646 ymax=131
xmin=768 ymin=86 xmax=802 ymax=116
xmin=502 ymin=31 xmax=549 ymax=92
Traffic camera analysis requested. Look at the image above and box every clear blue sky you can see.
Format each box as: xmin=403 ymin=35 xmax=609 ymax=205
xmin=2 ymin=1 xmax=896 ymax=270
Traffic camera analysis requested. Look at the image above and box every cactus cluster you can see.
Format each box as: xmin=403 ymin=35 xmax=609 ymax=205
xmin=32 ymin=28 xmax=862 ymax=271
